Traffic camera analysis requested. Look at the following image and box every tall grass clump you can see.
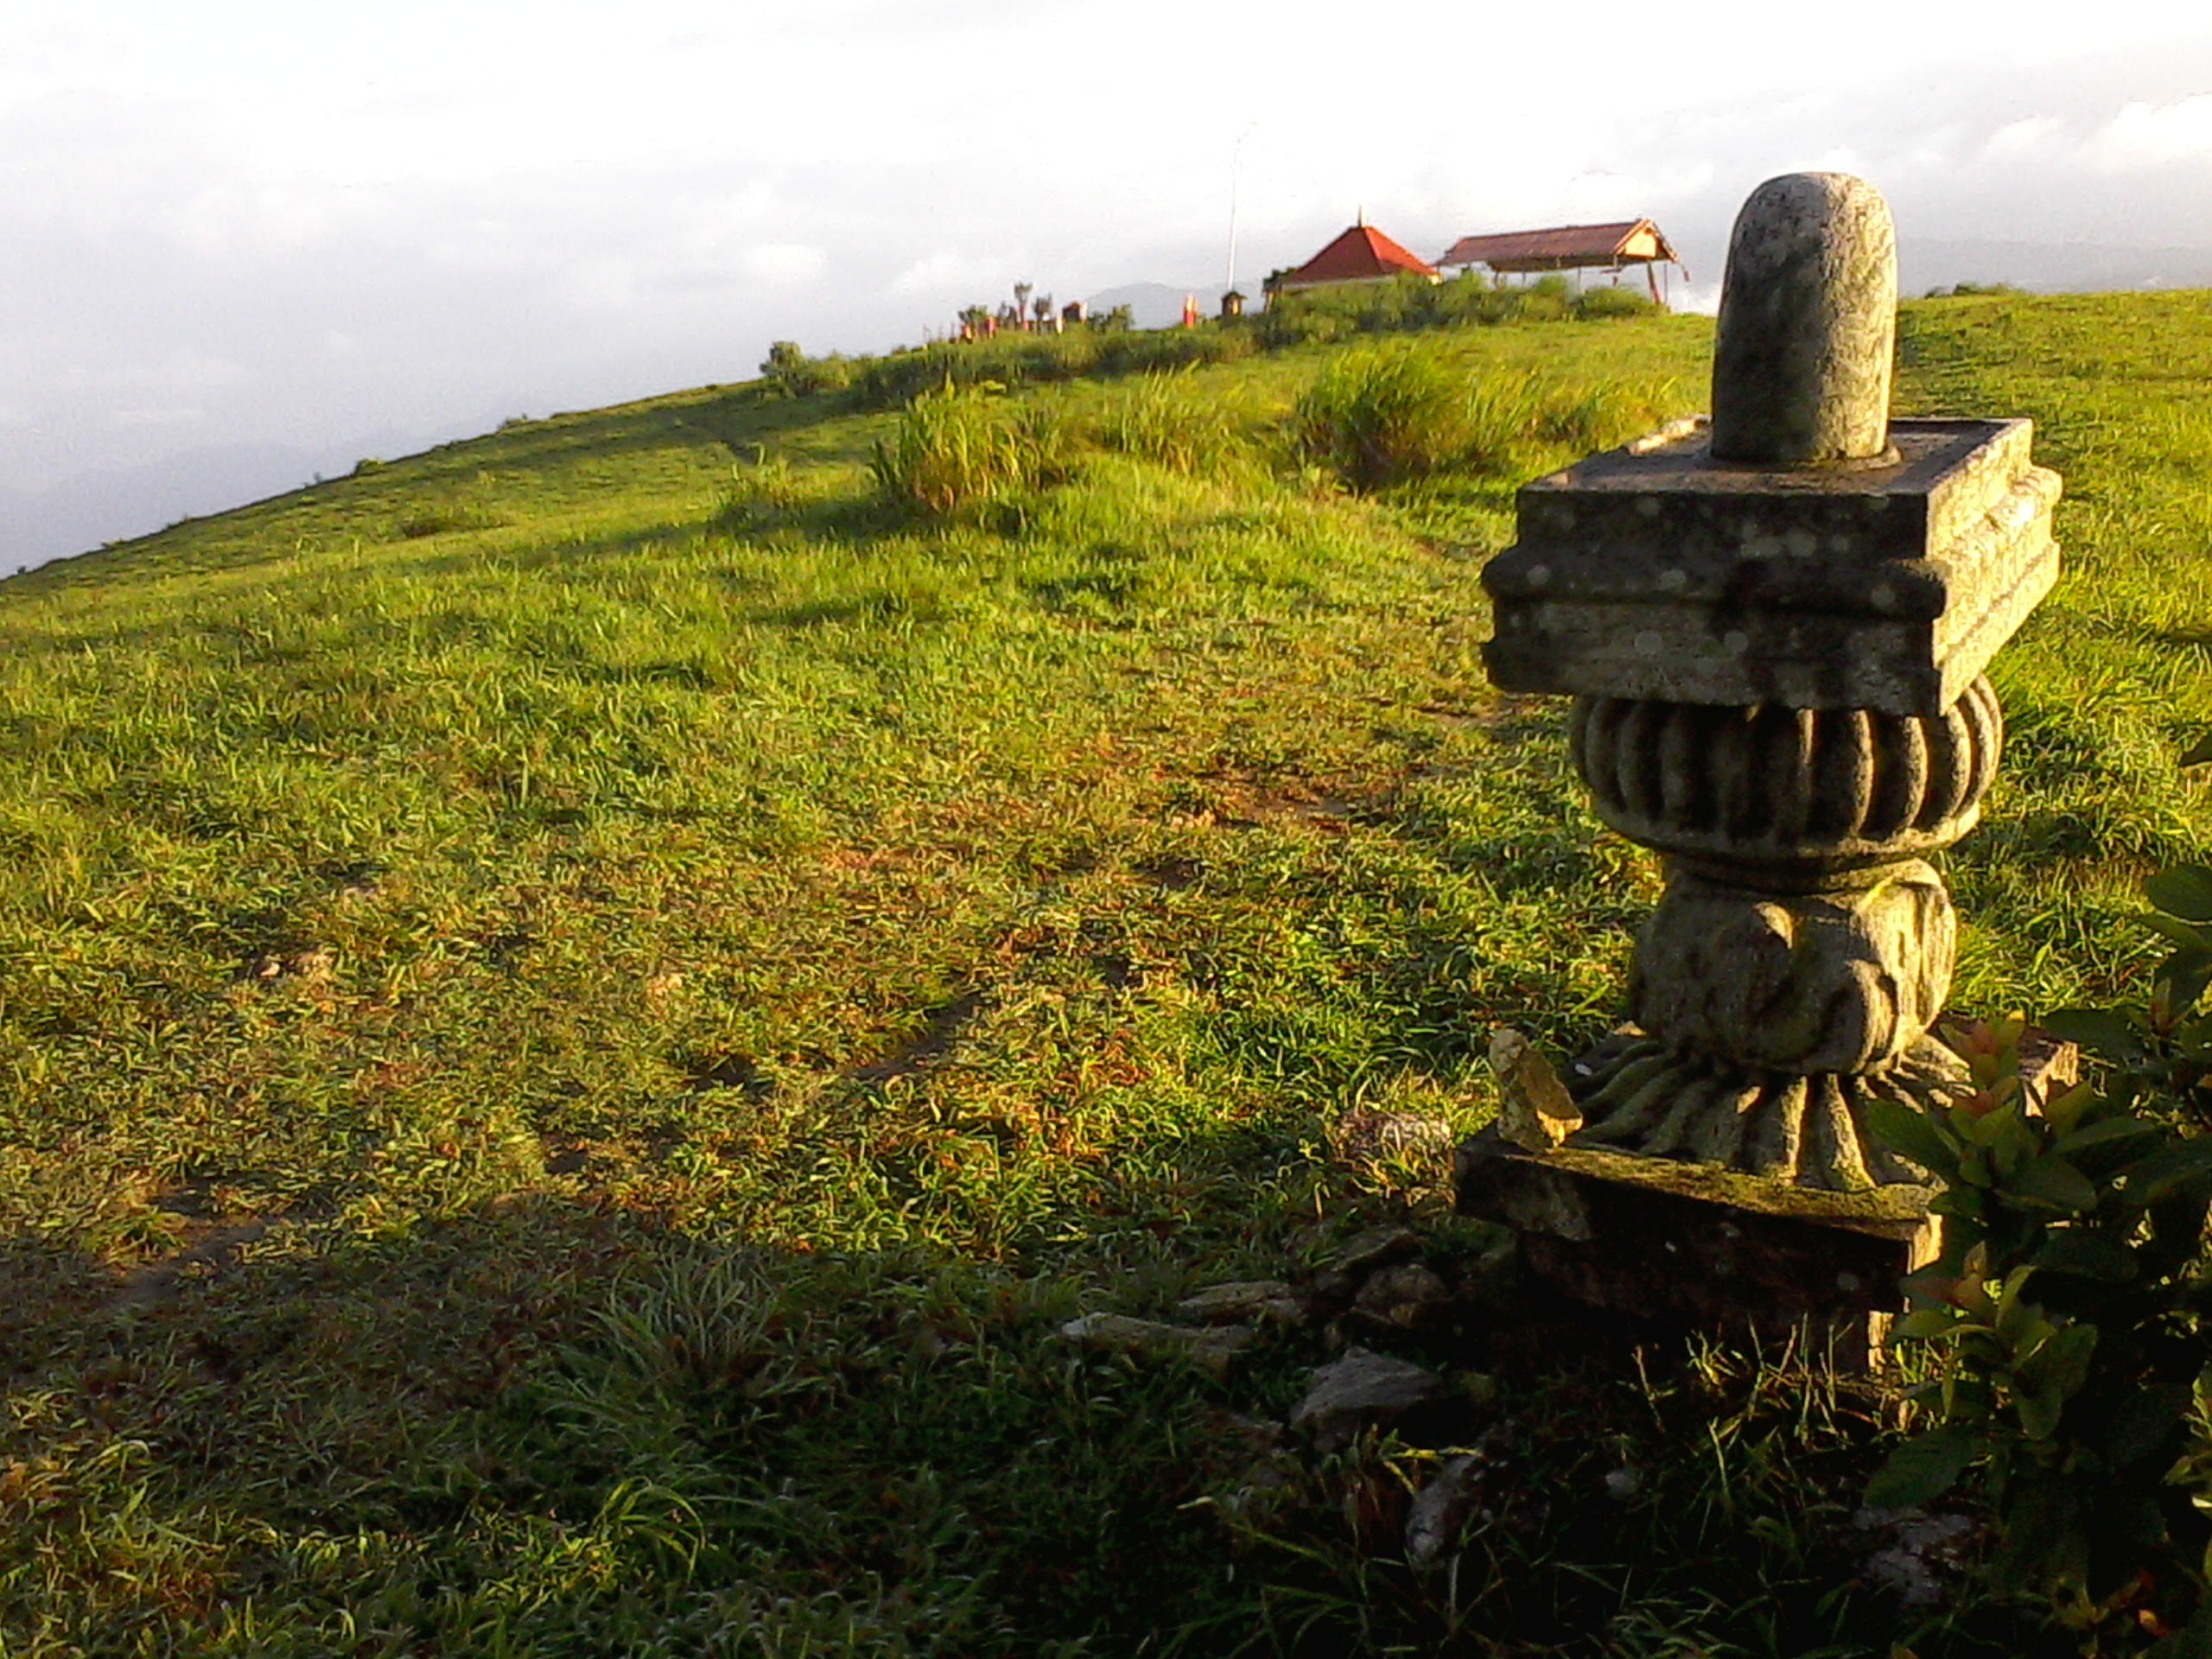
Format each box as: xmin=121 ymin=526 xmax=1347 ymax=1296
xmin=1535 ymin=378 xmax=1680 ymax=454
xmin=1296 ymin=343 xmax=1682 ymax=492
xmin=868 ymin=381 xmax=1062 ymax=516
xmin=1090 ymin=373 xmax=1250 ymax=478
xmin=1294 ymin=344 xmax=1479 ymax=491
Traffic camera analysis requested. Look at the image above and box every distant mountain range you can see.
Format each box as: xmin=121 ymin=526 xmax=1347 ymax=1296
xmin=1084 ymin=283 xmax=1211 ymax=330
xmin=1898 ymin=238 xmax=2212 ymax=296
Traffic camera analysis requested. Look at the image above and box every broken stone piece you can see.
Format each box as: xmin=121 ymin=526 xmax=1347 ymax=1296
xmin=1058 ymin=1313 xmax=1255 ymax=1376
xmin=1352 ymin=1261 xmax=1454 ymax=1330
xmin=1325 ymin=1225 xmax=1422 ymax=1274
xmin=1289 ymin=1346 xmax=1446 ymax=1451
xmin=1490 ymin=1027 xmax=1581 ymax=1150
xmin=1404 ymin=1453 xmax=1485 ymax=1568
xmin=1175 ymin=1281 xmax=1306 ymax=1327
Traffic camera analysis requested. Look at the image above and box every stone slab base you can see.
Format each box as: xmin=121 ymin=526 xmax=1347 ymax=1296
xmin=1453 ymin=1128 xmax=1937 ymax=1370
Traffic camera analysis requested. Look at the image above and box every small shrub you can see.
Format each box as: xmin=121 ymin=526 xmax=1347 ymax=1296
xmin=391 ymin=505 xmax=504 ymax=540
xmin=760 ymin=340 xmax=853 ymax=398
xmin=868 ymin=381 xmax=1062 ymax=516
xmin=1500 ymin=274 xmax=1572 ymax=323
xmin=1572 ymin=285 xmax=1658 ymax=321
xmin=1294 ymin=344 xmax=1473 ymax=491
xmin=717 ymin=448 xmax=809 ymax=528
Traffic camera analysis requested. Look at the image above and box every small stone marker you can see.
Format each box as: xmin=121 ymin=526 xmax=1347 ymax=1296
xmin=1404 ymin=1452 xmax=1485 ymax=1568
xmin=1490 ymin=1027 xmax=1581 ymax=1150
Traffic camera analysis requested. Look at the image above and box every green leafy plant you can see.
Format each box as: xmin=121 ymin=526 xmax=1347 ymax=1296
xmin=2044 ymin=858 xmax=2212 ymax=1125
xmin=1867 ymin=873 xmax=2212 ymax=1642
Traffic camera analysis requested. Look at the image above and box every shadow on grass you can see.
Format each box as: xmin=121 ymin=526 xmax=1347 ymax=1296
xmin=0 ymin=1125 xmax=2057 ymax=1657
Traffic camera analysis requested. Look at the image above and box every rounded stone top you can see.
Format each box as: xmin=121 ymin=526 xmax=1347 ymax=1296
xmin=1709 ymin=173 xmax=1897 ymax=467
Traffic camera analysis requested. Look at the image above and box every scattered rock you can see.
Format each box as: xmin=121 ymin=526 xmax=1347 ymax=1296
xmin=1490 ymin=1027 xmax=1582 ymax=1151
xmin=1290 ymin=1345 xmax=1446 ymax=1452
xmin=1855 ymin=1507 xmax=1977 ymax=1606
xmin=1453 ymin=1224 xmax=1522 ymax=1315
xmin=1326 ymin=1225 xmax=1422 ymax=1275
xmin=1058 ymin=1313 xmax=1255 ymax=1376
xmin=1212 ymin=1415 xmax=1303 ymax=1522
xmin=1405 ymin=1453 xmax=1486 ymax=1568
xmin=1176 ymin=1281 xmax=1306 ymax=1327
xmin=1352 ymin=1261 xmax=1454 ymax=1331
xmin=1308 ymin=1268 xmax=1359 ymax=1311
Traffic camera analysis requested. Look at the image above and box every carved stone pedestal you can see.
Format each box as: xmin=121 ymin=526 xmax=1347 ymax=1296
xmin=1449 ymin=170 xmax=2063 ymax=1356
xmin=1478 ymin=178 xmax=2057 ymax=1193
xmin=1558 ymin=676 xmax=2006 ymax=1186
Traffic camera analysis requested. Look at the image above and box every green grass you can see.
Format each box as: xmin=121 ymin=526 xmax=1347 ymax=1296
xmin=0 ymin=297 xmax=2207 ymax=1653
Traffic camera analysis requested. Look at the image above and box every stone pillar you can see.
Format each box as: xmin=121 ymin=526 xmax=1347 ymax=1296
xmin=1478 ymin=174 xmax=2061 ymax=1192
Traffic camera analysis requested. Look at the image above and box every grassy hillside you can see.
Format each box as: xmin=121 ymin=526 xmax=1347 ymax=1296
xmin=3 ymin=297 xmax=2210 ymax=1654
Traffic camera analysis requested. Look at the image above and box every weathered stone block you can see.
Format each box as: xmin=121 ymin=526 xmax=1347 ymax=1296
xmin=1483 ymin=416 xmax=2060 ymax=715
xmin=1453 ymin=1128 xmax=1936 ymax=1363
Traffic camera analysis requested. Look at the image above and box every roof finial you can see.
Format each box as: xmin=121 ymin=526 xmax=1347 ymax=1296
xmin=1356 ymin=205 xmax=1366 ymax=227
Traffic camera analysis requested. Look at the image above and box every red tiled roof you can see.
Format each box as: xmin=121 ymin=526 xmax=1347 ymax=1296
xmin=1277 ymin=223 xmax=1439 ymax=288
xmin=1439 ymin=219 xmax=1680 ymax=272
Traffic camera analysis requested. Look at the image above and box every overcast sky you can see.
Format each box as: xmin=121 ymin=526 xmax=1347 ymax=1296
xmin=5 ymin=2 xmax=2212 ymax=568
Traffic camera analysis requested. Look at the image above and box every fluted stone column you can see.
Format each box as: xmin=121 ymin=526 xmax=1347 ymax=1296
xmin=1480 ymin=174 xmax=2061 ymax=1191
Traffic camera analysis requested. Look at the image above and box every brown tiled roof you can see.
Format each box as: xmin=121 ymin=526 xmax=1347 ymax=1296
xmin=1439 ymin=219 xmax=1680 ymax=272
xmin=1277 ymin=223 xmax=1439 ymax=288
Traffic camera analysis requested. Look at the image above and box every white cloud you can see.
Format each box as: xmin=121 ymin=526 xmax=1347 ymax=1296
xmin=2089 ymin=95 xmax=2212 ymax=168
xmin=891 ymin=251 xmax=1005 ymax=297
xmin=1985 ymin=115 xmax=2065 ymax=157
xmin=739 ymin=243 xmax=826 ymax=287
